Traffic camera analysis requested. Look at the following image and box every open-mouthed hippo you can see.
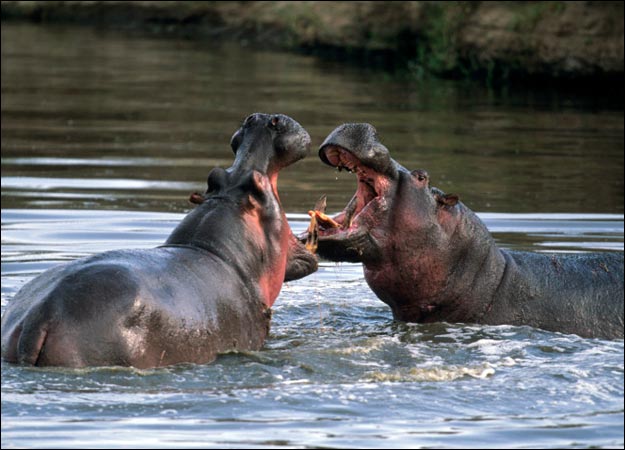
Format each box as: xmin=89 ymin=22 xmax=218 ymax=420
xmin=1 ymin=113 xmax=318 ymax=368
xmin=306 ymin=123 xmax=624 ymax=339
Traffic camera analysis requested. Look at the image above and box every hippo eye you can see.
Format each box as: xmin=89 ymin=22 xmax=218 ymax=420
xmin=411 ymin=169 xmax=429 ymax=182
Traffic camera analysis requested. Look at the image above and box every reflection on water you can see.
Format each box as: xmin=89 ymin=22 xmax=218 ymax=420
xmin=2 ymin=23 xmax=624 ymax=214
xmin=1 ymin=23 xmax=624 ymax=449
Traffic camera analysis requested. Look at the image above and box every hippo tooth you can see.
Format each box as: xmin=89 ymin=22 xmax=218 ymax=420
xmin=312 ymin=194 xmax=328 ymax=214
xmin=312 ymin=211 xmax=341 ymax=229
xmin=305 ymin=214 xmax=319 ymax=253
xmin=343 ymin=194 xmax=359 ymax=229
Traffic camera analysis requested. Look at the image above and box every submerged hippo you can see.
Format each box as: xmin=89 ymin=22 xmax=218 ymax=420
xmin=307 ymin=123 xmax=624 ymax=339
xmin=1 ymin=113 xmax=318 ymax=368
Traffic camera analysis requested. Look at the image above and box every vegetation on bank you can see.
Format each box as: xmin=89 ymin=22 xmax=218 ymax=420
xmin=1 ymin=1 xmax=623 ymax=85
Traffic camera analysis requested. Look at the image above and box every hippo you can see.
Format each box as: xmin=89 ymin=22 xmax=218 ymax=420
xmin=306 ymin=123 xmax=624 ymax=339
xmin=1 ymin=113 xmax=318 ymax=368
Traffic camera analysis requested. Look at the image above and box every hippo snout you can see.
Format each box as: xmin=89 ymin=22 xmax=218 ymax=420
xmin=230 ymin=113 xmax=310 ymax=175
xmin=319 ymin=123 xmax=396 ymax=179
xmin=272 ymin=115 xmax=311 ymax=167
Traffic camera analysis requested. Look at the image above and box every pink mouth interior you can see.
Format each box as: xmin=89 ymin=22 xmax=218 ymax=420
xmin=319 ymin=146 xmax=382 ymax=233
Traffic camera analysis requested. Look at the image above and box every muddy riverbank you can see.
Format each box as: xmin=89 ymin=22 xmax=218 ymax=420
xmin=2 ymin=1 xmax=623 ymax=84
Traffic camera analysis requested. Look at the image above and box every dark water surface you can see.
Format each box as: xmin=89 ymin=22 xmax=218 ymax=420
xmin=1 ymin=23 xmax=624 ymax=448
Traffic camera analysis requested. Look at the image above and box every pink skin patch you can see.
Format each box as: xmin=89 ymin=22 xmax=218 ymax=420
xmin=254 ymin=171 xmax=291 ymax=308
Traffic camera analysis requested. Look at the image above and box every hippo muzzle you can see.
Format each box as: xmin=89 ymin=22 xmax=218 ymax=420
xmin=229 ymin=113 xmax=311 ymax=177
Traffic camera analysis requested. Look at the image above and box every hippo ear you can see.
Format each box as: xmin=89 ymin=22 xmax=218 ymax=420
xmin=435 ymin=193 xmax=459 ymax=207
xmin=411 ymin=169 xmax=429 ymax=181
xmin=189 ymin=192 xmax=205 ymax=205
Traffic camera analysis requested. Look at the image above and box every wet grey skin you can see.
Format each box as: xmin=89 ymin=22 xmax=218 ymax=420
xmin=1 ymin=113 xmax=318 ymax=368
xmin=309 ymin=123 xmax=624 ymax=339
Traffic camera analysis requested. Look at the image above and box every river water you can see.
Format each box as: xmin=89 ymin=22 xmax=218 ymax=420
xmin=1 ymin=23 xmax=623 ymax=448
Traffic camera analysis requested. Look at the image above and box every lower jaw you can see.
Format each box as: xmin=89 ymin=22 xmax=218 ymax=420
xmin=317 ymin=227 xmax=345 ymax=238
xmin=316 ymin=239 xmax=363 ymax=262
xmin=317 ymin=220 xmax=362 ymax=239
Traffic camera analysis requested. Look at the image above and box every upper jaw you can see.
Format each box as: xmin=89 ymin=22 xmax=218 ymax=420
xmin=198 ymin=114 xmax=310 ymax=209
xmin=318 ymin=123 xmax=397 ymax=180
xmin=314 ymin=145 xmax=394 ymax=236
xmin=230 ymin=113 xmax=311 ymax=177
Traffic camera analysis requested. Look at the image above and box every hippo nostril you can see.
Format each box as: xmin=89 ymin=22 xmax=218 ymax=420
xmin=271 ymin=116 xmax=280 ymax=127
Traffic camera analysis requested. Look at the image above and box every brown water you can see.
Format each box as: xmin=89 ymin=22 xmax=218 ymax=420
xmin=2 ymin=23 xmax=623 ymax=215
xmin=1 ymin=23 xmax=623 ymax=449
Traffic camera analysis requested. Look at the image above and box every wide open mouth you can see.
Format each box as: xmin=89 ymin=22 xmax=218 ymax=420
xmin=310 ymin=145 xmax=391 ymax=237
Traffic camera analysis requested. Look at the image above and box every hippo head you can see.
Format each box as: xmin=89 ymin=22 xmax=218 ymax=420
xmin=190 ymin=113 xmax=311 ymax=205
xmin=313 ymin=123 xmax=457 ymax=263
xmin=311 ymin=123 xmax=501 ymax=320
xmin=170 ymin=113 xmax=316 ymax=305
xmin=228 ymin=113 xmax=310 ymax=191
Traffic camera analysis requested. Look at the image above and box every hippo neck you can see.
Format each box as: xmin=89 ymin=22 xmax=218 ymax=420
xmin=424 ymin=205 xmax=507 ymax=323
xmin=447 ymin=216 xmax=508 ymax=323
xmin=368 ymin=203 xmax=507 ymax=324
xmin=164 ymin=198 xmax=289 ymax=305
